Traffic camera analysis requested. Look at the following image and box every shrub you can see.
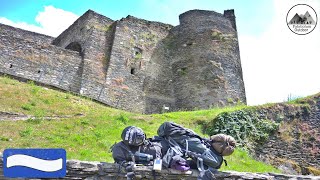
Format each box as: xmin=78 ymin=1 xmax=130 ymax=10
xmin=205 ymin=110 xmax=279 ymax=149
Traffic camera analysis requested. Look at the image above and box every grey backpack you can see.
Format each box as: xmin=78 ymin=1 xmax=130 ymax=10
xmin=158 ymin=122 xmax=224 ymax=170
xmin=112 ymin=126 xmax=163 ymax=164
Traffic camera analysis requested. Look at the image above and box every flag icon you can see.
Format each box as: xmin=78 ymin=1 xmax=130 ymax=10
xmin=3 ymin=148 xmax=66 ymax=178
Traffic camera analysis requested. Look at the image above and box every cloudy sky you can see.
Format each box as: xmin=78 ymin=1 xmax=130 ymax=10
xmin=0 ymin=0 xmax=319 ymax=105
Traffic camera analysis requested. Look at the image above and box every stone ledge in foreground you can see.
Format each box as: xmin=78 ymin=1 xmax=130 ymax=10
xmin=0 ymin=159 xmax=319 ymax=179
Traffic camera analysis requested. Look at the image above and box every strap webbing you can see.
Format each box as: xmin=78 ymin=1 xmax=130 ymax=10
xmin=185 ymin=139 xmax=189 ymax=157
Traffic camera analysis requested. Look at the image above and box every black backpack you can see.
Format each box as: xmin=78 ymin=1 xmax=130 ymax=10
xmin=112 ymin=126 xmax=164 ymax=164
xmin=157 ymin=122 xmax=224 ymax=170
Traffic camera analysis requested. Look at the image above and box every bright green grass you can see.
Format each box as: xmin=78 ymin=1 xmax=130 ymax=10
xmin=0 ymin=76 xmax=280 ymax=173
xmin=221 ymin=149 xmax=281 ymax=173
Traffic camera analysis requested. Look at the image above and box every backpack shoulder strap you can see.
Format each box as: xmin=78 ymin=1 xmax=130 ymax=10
xmin=119 ymin=142 xmax=136 ymax=162
xmin=167 ymin=137 xmax=183 ymax=155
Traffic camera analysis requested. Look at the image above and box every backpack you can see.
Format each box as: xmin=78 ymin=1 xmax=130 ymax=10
xmin=157 ymin=122 xmax=228 ymax=170
xmin=112 ymin=126 xmax=164 ymax=164
xmin=111 ymin=140 xmax=162 ymax=164
xmin=157 ymin=121 xmax=199 ymax=138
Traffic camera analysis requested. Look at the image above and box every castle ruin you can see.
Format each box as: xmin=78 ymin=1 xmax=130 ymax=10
xmin=0 ymin=9 xmax=246 ymax=114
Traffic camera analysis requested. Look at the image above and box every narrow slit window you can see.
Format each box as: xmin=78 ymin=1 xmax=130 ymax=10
xmin=131 ymin=68 xmax=135 ymax=75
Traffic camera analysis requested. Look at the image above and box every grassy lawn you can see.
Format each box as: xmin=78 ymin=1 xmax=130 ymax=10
xmin=221 ymin=149 xmax=280 ymax=172
xmin=0 ymin=76 xmax=280 ymax=173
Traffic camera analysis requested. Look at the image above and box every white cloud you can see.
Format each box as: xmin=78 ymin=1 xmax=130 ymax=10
xmin=0 ymin=6 xmax=79 ymax=37
xmin=240 ymin=0 xmax=320 ymax=105
xmin=35 ymin=6 xmax=79 ymax=36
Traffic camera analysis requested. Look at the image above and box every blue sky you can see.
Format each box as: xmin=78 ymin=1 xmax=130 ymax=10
xmin=0 ymin=0 xmax=320 ymax=105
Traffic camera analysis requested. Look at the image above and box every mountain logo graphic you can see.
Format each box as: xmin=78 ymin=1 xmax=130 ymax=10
xmin=286 ymin=4 xmax=317 ymax=35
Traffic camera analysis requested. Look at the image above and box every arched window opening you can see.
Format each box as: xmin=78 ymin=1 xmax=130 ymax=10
xmin=65 ymin=42 xmax=82 ymax=56
xmin=133 ymin=47 xmax=142 ymax=59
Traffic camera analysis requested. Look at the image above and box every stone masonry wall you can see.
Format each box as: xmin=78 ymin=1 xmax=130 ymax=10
xmin=253 ymin=96 xmax=320 ymax=175
xmin=0 ymin=23 xmax=54 ymax=44
xmin=168 ymin=10 xmax=246 ymax=110
xmin=143 ymin=29 xmax=176 ymax=114
xmin=0 ymin=27 xmax=82 ymax=92
xmin=52 ymin=10 xmax=115 ymax=95
xmin=72 ymin=12 xmax=115 ymax=99
xmin=51 ymin=9 xmax=246 ymax=113
xmin=0 ymin=158 xmax=319 ymax=179
xmin=103 ymin=16 xmax=173 ymax=113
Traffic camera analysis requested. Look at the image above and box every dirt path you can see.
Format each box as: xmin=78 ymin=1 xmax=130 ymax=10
xmin=0 ymin=111 xmax=84 ymax=121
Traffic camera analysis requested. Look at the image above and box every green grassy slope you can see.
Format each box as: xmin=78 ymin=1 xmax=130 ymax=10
xmin=0 ymin=76 xmax=280 ymax=173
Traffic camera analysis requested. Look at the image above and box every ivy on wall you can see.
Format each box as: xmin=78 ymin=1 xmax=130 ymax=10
xmin=205 ymin=110 xmax=279 ymax=149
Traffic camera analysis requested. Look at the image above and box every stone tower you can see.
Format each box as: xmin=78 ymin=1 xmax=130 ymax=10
xmin=167 ymin=10 xmax=246 ymax=110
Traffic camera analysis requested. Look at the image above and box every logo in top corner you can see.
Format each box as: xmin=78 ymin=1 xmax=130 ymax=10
xmin=286 ymin=4 xmax=317 ymax=35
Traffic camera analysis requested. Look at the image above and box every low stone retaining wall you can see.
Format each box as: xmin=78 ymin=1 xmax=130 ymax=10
xmin=0 ymin=159 xmax=319 ymax=179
